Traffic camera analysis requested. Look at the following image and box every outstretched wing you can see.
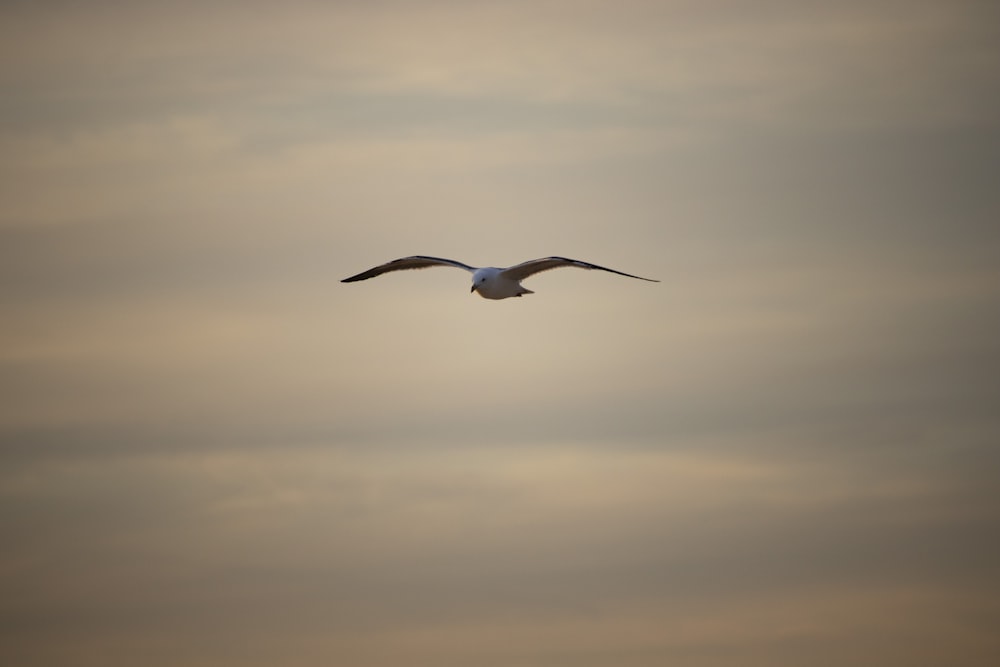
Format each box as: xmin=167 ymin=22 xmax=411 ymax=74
xmin=341 ymin=255 xmax=478 ymax=282
xmin=500 ymin=256 xmax=659 ymax=283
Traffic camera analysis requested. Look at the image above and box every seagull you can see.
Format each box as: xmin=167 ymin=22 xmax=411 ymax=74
xmin=341 ymin=255 xmax=659 ymax=300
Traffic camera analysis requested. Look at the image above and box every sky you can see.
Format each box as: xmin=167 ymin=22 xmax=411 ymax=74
xmin=2 ymin=1 xmax=999 ymax=665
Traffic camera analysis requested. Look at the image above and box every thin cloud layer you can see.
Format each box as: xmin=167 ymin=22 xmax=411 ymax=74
xmin=1 ymin=1 xmax=999 ymax=665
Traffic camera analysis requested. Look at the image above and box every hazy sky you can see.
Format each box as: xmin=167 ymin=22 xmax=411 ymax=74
xmin=2 ymin=1 xmax=999 ymax=665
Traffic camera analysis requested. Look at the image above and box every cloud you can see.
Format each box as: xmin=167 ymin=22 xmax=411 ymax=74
xmin=5 ymin=1 xmax=998 ymax=136
xmin=2 ymin=2 xmax=999 ymax=665
xmin=2 ymin=441 xmax=997 ymax=666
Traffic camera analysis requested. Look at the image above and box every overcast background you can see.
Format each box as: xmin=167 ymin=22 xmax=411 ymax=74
xmin=2 ymin=1 xmax=999 ymax=665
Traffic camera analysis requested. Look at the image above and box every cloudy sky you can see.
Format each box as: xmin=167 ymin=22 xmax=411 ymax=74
xmin=2 ymin=1 xmax=999 ymax=665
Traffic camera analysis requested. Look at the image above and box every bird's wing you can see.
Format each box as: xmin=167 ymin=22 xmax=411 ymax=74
xmin=341 ymin=255 xmax=478 ymax=282
xmin=500 ymin=256 xmax=659 ymax=282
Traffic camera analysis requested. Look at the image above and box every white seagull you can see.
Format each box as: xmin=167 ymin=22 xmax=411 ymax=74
xmin=341 ymin=255 xmax=659 ymax=300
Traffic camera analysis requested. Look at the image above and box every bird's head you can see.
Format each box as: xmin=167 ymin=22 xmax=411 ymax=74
xmin=470 ymin=269 xmax=491 ymax=295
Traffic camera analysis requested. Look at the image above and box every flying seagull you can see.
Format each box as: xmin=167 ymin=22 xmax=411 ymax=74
xmin=341 ymin=255 xmax=659 ymax=300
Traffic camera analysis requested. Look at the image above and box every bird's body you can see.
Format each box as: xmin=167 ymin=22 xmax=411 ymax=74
xmin=469 ymin=266 xmax=536 ymax=299
xmin=341 ymin=255 xmax=658 ymax=299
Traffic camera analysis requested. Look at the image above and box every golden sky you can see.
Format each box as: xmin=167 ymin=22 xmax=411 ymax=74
xmin=2 ymin=1 xmax=999 ymax=665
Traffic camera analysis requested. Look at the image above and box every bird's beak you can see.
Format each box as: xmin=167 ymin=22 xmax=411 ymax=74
xmin=470 ymin=284 xmax=477 ymax=294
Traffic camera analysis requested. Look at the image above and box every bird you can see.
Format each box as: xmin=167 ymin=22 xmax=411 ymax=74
xmin=341 ymin=255 xmax=659 ymax=300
